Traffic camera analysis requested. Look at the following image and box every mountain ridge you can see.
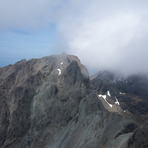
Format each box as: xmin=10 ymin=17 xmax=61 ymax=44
xmin=0 ymin=54 xmax=147 ymax=148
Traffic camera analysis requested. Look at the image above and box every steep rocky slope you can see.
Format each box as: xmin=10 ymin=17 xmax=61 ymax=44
xmin=0 ymin=54 xmax=147 ymax=148
xmin=91 ymin=71 xmax=148 ymax=148
xmin=91 ymin=71 xmax=148 ymax=122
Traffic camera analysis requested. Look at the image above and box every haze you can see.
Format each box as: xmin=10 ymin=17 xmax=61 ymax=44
xmin=0 ymin=0 xmax=148 ymax=75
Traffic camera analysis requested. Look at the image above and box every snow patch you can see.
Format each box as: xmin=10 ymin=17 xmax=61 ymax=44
xmin=57 ymin=69 xmax=61 ymax=75
xmin=107 ymin=91 xmax=111 ymax=97
xmin=119 ymin=92 xmax=125 ymax=95
xmin=98 ymin=94 xmax=113 ymax=108
xmin=115 ymin=97 xmax=120 ymax=105
xmin=61 ymin=62 xmax=63 ymax=65
xmin=124 ymin=109 xmax=128 ymax=112
xmin=98 ymin=94 xmax=106 ymax=100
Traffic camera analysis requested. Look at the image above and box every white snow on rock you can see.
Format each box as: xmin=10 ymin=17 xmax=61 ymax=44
xmin=119 ymin=92 xmax=125 ymax=95
xmin=61 ymin=62 xmax=63 ymax=65
xmin=98 ymin=94 xmax=106 ymax=99
xmin=107 ymin=91 xmax=111 ymax=97
xmin=115 ymin=97 xmax=120 ymax=105
xmin=98 ymin=94 xmax=113 ymax=108
xmin=124 ymin=109 xmax=128 ymax=112
xmin=57 ymin=69 xmax=61 ymax=75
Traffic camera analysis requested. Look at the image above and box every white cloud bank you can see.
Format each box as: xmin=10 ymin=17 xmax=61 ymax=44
xmin=0 ymin=0 xmax=61 ymax=30
xmin=57 ymin=0 xmax=148 ymax=75
xmin=0 ymin=0 xmax=148 ymax=75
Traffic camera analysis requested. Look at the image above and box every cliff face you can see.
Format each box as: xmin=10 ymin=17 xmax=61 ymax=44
xmin=0 ymin=54 xmax=147 ymax=148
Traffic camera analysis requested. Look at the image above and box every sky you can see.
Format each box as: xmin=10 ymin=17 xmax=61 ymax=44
xmin=0 ymin=0 xmax=148 ymax=76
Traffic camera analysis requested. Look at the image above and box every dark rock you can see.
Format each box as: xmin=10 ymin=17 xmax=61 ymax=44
xmin=0 ymin=55 xmax=147 ymax=148
xmin=91 ymin=71 xmax=148 ymax=123
xmin=128 ymin=123 xmax=148 ymax=148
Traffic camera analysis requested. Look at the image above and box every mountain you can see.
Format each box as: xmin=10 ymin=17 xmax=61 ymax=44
xmin=0 ymin=54 xmax=147 ymax=148
xmin=91 ymin=71 xmax=148 ymax=122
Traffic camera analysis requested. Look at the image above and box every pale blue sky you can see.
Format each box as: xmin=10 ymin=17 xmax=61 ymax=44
xmin=0 ymin=0 xmax=148 ymax=75
xmin=0 ymin=24 xmax=63 ymax=66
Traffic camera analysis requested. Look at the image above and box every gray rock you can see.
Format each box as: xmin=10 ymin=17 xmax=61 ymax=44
xmin=0 ymin=54 xmax=147 ymax=148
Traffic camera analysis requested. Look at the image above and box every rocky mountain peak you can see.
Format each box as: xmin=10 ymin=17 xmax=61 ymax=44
xmin=0 ymin=55 xmax=147 ymax=148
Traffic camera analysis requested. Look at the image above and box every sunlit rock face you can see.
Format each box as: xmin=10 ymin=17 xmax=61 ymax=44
xmin=0 ymin=54 xmax=147 ymax=148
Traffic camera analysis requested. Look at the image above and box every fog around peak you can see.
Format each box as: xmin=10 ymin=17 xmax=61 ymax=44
xmin=57 ymin=0 xmax=148 ymax=76
xmin=0 ymin=0 xmax=148 ymax=76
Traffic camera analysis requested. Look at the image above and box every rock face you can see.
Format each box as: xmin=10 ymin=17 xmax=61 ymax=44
xmin=91 ymin=71 xmax=148 ymax=122
xmin=0 ymin=54 xmax=147 ymax=148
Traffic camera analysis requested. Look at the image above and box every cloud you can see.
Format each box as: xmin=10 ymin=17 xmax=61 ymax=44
xmin=0 ymin=0 xmax=148 ymax=75
xmin=56 ymin=0 xmax=148 ymax=75
xmin=0 ymin=0 xmax=61 ymax=30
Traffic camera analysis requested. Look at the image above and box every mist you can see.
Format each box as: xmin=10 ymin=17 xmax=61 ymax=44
xmin=0 ymin=0 xmax=148 ymax=76
xmin=57 ymin=0 xmax=148 ymax=76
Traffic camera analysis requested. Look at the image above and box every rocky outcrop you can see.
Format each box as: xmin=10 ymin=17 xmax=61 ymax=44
xmin=91 ymin=71 xmax=148 ymax=122
xmin=0 ymin=54 xmax=147 ymax=148
xmin=128 ymin=123 xmax=148 ymax=148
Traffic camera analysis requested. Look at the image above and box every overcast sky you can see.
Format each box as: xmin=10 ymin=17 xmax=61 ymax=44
xmin=0 ymin=0 xmax=148 ymax=75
